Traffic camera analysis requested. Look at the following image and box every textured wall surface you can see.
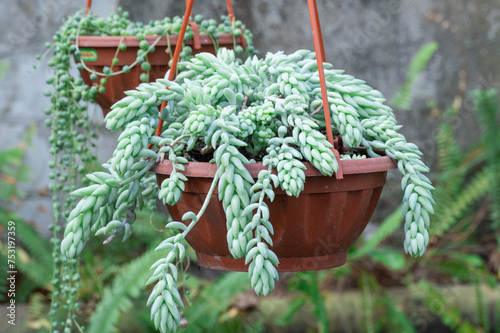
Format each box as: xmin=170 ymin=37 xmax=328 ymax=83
xmin=0 ymin=0 xmax=499 ymax=236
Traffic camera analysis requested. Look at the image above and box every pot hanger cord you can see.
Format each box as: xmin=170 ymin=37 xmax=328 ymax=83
xmin=307 ymin=0 xmax=343 ymax=179
xmin=155 ymin=0 xmax=240 ymax=137
xmin=85 ymin=0 xmax=92 ymax=15
xmin=153 ymin=0 xmax=342 ymax=178
xmin=184 ymin=0 xmax=245 ymax=48
xmin=184 ymin=0 xmax=235 ymax=21
xmin=154 ymin=0 xmax=195 ymax=137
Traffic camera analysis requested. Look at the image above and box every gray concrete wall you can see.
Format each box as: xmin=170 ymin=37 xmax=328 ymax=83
xmin=0 ymin=0 xmax=499 ymax=236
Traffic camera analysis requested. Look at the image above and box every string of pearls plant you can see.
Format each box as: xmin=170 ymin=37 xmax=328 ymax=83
xmin=42 ymin=8 xmax=255 ymax=332
xmin=61 ymin=49 xmax=434 ymax=333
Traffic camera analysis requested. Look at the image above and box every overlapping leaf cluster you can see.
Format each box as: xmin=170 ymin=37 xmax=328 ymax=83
xmin=61 ymin=49 xmax=434 ymax=333
xmin=46 ymin=8 xmax=258 ymax=332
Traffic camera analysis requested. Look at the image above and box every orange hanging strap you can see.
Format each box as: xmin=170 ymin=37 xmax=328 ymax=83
xmin=307 ymin=0 xmax=343 ymax=179
xmin=226 ymin=0 xmax=235 ymax=23
xmin=187 ymin=21 xmax=202 ymax=50
xmin=85 ymin=0 xmax=92 ymax=15
xmin=226 ymin=0 xmax=246 ymax=49
xmin=154 ymin=0 xmax=195 ymax=138
xmin=182 ymin=0 xmax=200 ymax=50
xmin=185 ymin=0 xmax=193 ymax=18
xmin=311 ymin=0 xmax=325 ymax=60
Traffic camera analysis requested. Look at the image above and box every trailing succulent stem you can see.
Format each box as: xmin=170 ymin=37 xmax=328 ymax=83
xmin=44 ymin=8 xmax=255 ymax=332
xmin=61 ymin=48 xmax=435 ymax=333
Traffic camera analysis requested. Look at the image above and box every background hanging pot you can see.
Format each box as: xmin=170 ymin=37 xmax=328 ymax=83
xmin=76 ymin=32 xmax=244 ymax=115
xmin=153 ymin=152 xmax=396 ymax=272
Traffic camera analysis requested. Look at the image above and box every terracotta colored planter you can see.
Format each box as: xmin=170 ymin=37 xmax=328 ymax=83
xmin=153 ymin=153 xmax=396 ymax=272
xmin=76 ymin=34 xmax=243 ymax=114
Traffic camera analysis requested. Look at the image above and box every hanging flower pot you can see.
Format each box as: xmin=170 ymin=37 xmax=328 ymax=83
xmin=153 ymin=152 xmax=396 ymax=272
xmin=62 ymin=48 xmax=434 ymax=297
xmin=59 ymin=1 xmax=435 ymax=332
xmin=76 ymin=30 xmax=248 ymax=114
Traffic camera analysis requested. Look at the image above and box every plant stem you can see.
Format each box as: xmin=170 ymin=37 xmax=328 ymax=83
xmin=181 ymin=170 xmax=221 ymax=238
xmin=75 ymin=21 xmax=163 ymax=77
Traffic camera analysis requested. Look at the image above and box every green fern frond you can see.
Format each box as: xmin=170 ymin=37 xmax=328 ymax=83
xmin=455 ymin=141 xmax=487 ymax=177
xmin=360 ymin=272 xmax=375 ymax=333
xmin=10 ymin=218 xmax=53 ymax=271
xmin=353 ymin=205 xmax=402 ymax=258
xmin=86 ymin=249 xmax=164 ymax=333
xmin=274 ymin=298 xmax=307 ymax=326
xmin=183 ymin=272 xmax=251 ymax=332
xmin=474 ymin=278 xmax=490 ymax=331
xmin=0 ymin=124 xmax=35 ymax=203
xmin=27 ymin=292 xmax=47 ymax=322
xmin=290 ymin=272 xmax=329 ymax=333
xmin=436 ymin=118 xmax=463 ymax=175
xmin=433 ymin=138 xmax=485 ymax=225
xmin=0 ymin=265 xmax=7 ymax=302
xmin=379 ymin=294 xmax=416 ymax=333
xmin=496 ymin=299 xmax=500 ymax=333
xmin=472 ymin=89 xmax=500 ymax=226
xmin=392 ymin=42 xmax=439 ymax=110
xmin=16 ymin=258 xmax=52 ymax=291
xmin=0 ymin=219 xmax=52 ymax=301
xmin=431 ymin=167 xmax=490 ymax=238
xmin=410 ymin=280 xmax=482 ymax=332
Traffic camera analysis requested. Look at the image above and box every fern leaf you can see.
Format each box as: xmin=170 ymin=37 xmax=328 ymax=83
xmin=27 ymin=292 xmax=50 ymax=330
xmin=353 ymin=205 xmax=402 ymax=258
xmin=274 ymin=297 xmax=307 ymax=326
xmin=392 ymin=42 xmax=439 ymax=110
xmin=86 ymin=249 xmax=164 ymax=333
xmin=472 ymin=89 xmax=500 ymax=226
xmin=431 ymin=167 xmax=490 ymax=237
xmin=291 ymin=272 xmax=329 ymax=333
xmin=11 ymin=218 xmax=53 ymax=271
xmin=436 ymin=118 xmax=463 ymax=175
xmin=183 ymin=272 xmax=251 ymax=331
xmin=0 ymin=219 xmax=52 ymax=301
xmin=380 ymin=294 xmax=416 ymax=333
xmin=474 ymin=278 xmax=490 ymax=331
xmin=410 ymin=280 xmax=482 ymax=332
xmin=360 ymin=272 xmax=375 ymax=333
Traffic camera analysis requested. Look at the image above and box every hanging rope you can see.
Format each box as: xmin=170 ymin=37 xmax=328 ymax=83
xmin=150 ymin=0 xmax=342 ymax=178
xmin=154 ymin=0 xmax=195 ymax=138
xmin=307 ymin=0 xmax=343 ymax=179
xmin=85 ymin=0 xmax=92 ymax=15
xmin=226 ymin=0 xmax=235 ymax=23
xmin=184 ymin=0 xmax=234 ymax=21
xmin=184 ymin=0 xmax=193 ymax=18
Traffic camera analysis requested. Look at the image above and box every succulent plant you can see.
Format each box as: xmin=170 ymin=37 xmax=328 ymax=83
xmin=43 ymin=8 xmax=256 ymax=332
xmin=61 ymin=48 xmax=434 ymax=333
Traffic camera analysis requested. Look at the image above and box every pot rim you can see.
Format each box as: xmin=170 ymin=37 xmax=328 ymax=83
xmin=153 ymin=154 xmax=396 ymax=178
xmin=76 ymin=34 xmax=239 ymax=48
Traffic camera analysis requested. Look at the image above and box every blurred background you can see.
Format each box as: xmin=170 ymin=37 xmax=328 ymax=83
xmin=0 ymin=0 xmax=499 ymax=332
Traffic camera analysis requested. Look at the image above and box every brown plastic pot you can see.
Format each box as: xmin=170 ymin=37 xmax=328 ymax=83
xmin=75 ymin=33 xmax=242 ymax=115
xmin=153 ymin=153 xmax=396 ymax=272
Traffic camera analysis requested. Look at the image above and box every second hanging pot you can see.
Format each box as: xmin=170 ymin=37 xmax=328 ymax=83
xmin=76 ymin=32 xmax=244 ymax=115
